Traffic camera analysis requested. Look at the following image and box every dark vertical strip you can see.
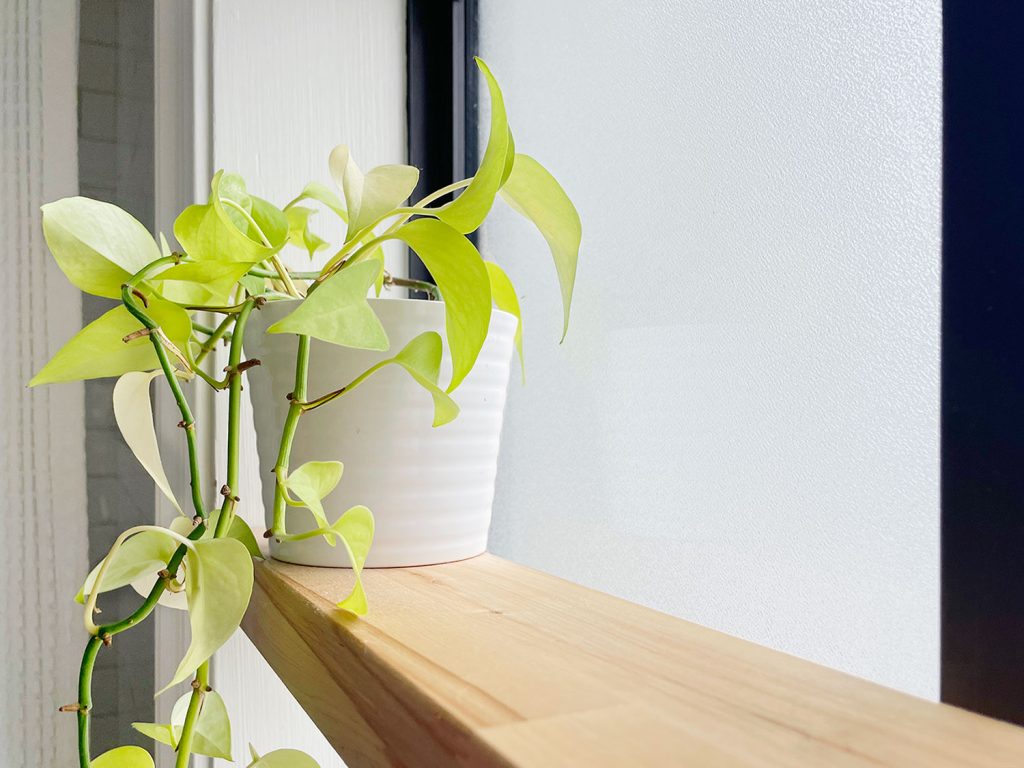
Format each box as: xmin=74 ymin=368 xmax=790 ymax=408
xmin=941 ymin=1 xmax=1024 ymax=724
xmin=406 ymin=0 xmax=479 ymax=289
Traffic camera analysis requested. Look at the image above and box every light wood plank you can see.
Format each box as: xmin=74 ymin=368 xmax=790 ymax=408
xmin=242 ymin=554 xmax=1024 ymax=767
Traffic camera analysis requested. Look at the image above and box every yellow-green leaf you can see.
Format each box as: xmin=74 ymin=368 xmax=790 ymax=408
xmin=174 ymin=171 xmax=287 ymax=263
xmin=331 ymin=505 xmax=373 ymax=615
xmin=285 ymin=206 xmax=328 ymax=259
xmin=132 ymin=690 xmax=232 ymax=760
xmin=498 ymin=154 xmax=581 ymax=340
xmin=160 ymin=537 xmax=253 ymax=693
xmin=283 ymin=461 xmax=344 ymax=544
xmin=267 ymin=260 xmax=389 ymax=351
xmin=437 ymin=59 xmax=509 ymax=233
xmin=152 ymin=260 xmax=253 ymax=305
xmin=285 ymin=181 xmax=347 ymax=220
xmin=113 ymin=371 xmax=181 ymax=513
xmin=484 ymin=261 xmax=523 ymax=379
xmin=248 ymin=747 xmax=321 ymax=768
xmin=92 ymin=746 xmax=154 ymax=768
xmin=76 ymin=529 xmax=177 ymax=604
xmin=30 ymin=299 xmax=192 ymax=386
xmin=41 ymin=197 xmax=161 ymax=298
xmin=386 ymin=219 xmax=490 ymax=392
xmin=329 ymin=145 xmax=419 ymax=242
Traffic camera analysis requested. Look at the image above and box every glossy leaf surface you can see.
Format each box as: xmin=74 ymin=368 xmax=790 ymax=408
xmin=329 ymin=145 xmax=418 ymax=241
xmin=152 ymin=260 xmax=253 ymax=305
xmin=92 ymin=746 xmax=154 ymax=768
xmin=41 ymin=197 xmax=161 ymax=299
xmin=267 ymin=260 xmax=388 ymax=351
xmin=436 ymin=59 xmax=509 ymax=233
xmin=387 ymin=218 xmax=490 ymax=391
xmin=133 ymin=690 xmax=232 ymax=760
xmin=330 ymin=505 xmax=373 ymax=615
xmin=499 ymin=153 xmax=581 ymax=339
xmin=76 ymin=529 xmax=176 ymax=604
xmin=161 ymin=537 xmax=253 ymax=693
xmin=284 ymin=461 xmax=344 ymax=543
xmin=484 ymin=261 xmax=523 ymax=376
xmin=113 ymin=371 xmax=181 ymax=513
xmin=30 ymin=299 xmax=192 ymax=386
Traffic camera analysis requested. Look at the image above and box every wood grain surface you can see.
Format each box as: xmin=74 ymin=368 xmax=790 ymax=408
xmin=242 ymin=554 xmax=1024 ymax=767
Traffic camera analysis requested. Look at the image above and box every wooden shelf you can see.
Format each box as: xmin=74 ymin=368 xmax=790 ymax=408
xmin=242 ymin=554 xmax=1024 ymax=767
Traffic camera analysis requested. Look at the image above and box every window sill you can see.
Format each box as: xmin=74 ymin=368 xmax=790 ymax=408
xmin=242 ymin=554 xmax=1024 ymax=767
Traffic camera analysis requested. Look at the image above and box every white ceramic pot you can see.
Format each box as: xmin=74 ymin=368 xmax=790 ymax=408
xmin=246 ymin=297 xmax=517 ymax=567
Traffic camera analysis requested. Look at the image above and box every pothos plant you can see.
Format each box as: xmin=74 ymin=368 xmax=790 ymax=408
xmin=31 ymin=59 xmax=580 ymax=767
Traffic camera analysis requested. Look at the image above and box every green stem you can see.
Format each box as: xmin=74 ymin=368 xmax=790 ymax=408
xmin=174 ymin=662 xmax=209 ymax=768
xmin=76 ymin=637 xmax=101 ymax=768
xmin=271 ymin=335 xmax=310 ymax=535
xmin=195 ymin=314 xmax=236 ymax=366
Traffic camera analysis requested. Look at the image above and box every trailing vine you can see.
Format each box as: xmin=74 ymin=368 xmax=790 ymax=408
xmin=32 ymin=58 xmax=581 ymax=767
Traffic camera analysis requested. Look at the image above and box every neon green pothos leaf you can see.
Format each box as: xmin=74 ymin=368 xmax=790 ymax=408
xmin=174 ymin=171 xmax=288 ymax=263
xmin=499 ymin=154 xmax=581 ymax=340
xmin=484 ymin=261 xmax=524 ymax=378
xmin=76 ymin=528 xmax=177 ymax=604
xmin=329 ymin=145 xmax=419 ymax=242
xmin=285 ymin=181 xmax=347 ymax=220
xmin=342 ymin=332 xmax=459 ymax=427
xmin=160 ymin=537 xmax=254 ymax=694
xmin=283 ymin=461 xmax=344 ymax=544
xmin=30 ymin=299 xmax=192 ymax=386
xmin=331 ymin=505 xmax=374 ymax=615
xmin=247 ymin=746 xmax=321 ymax=768
xmin=386 ymin=219 xmax=490 ymax=392
xmin=437 ymin=59 xmax=509 ymax=233
xmin=92 ymin=746 xmax=154 ymax=768
xmin=285 ymin=206 xmax=329 ymax=259
xmin=267 ymin=259 xmax=389 ymax=350
xmin=152 ymin=260 xmax=253 ymax=305
xmin=41 ymin=197 xmax=162 ymax=299
xmin=113 ymin=371 xmax=181 ymax=513
xmin=133 ymin=689 xmax=232 ymax=760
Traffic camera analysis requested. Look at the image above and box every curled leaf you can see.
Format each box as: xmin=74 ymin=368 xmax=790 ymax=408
xmin=484 ymin=261 xmax=524 ymax=379
xmin=267 ymin=260 xmax=389 ymax=351
xmin=113 ymin=371 xmax=181 ymax=513
xmin=152 ymin=260 xmax=253 ymax=305
xmin=386 ymin=218 xmax=490 ymax=392
xmin=285 ymin=206 xmax=328 ymax=259
xmin=76 ymin=529 xmax=177 ymax=604
xmin=436 ymin=59 xmax=509 ymax=233
xmin=41 ymin=197 xmax=162 ymax=299
xmin=498 ymin=153 xmax=581 ymax=340
xmin=331 ymin=506 xmax=374 ymax=615
xmin=283 ymin=461 xmax=344 ymax=544
xmin=329 ymin=145 xmax=419 ymax=241
xmin=285 ymin=181 xmax=348 ymax=220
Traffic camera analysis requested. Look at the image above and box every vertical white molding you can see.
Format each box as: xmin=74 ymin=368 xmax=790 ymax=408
xmin=208 ymin=2 xmax=406 ymax=764
xmin=0 ymin=1 xmax=86 ymax=765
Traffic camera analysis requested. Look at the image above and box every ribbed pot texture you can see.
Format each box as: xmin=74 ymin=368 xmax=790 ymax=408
xmin=246 ymin=297 xmax=517 ymax=567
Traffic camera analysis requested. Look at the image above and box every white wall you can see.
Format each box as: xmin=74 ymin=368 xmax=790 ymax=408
xmin=479 ymin=0 xmax=942 ymax=698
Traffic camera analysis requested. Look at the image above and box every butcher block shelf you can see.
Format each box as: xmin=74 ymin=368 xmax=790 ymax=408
xmin=241 ymin=553 xmax=1024 ymax=767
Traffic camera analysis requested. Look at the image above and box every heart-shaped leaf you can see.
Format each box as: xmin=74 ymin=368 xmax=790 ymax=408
xmin=113 ymin=371 xmax=181 ymax=513
xmin=436 ymin=59 xmax=509 ymax=234
xmin=266 ymin=259 xmax=389 ymax=351
xmin=175 ymin=171 xmax=287 ymax=263
xmin=484 ymin=261 xmax=524 ymax=378
xmin=30 ymin=298 xmax=192 ymax=386
xmin=247 ymin=746 xmax=321 ymax=768
xmin=152 ymin=260 xmax=254 ymax=305
xmin=133 ymin=689 xmax=233 ymax=760
xmin=329 ymin=145 xmax=419 ymax=242
xmin=92 ymin=746 xmax=154 ymax=768
xmin=283 ymin=461 xmax=344 ymax=544
xmin=498 ymin=153 xmax=581 ymax=340
xmin=386 ymin=219 xmax=490 ymax=392
xmin=41 ymin=197 xmax=162 ymax=298
xmin=160 ymin=537 xmax=254 ymax=693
